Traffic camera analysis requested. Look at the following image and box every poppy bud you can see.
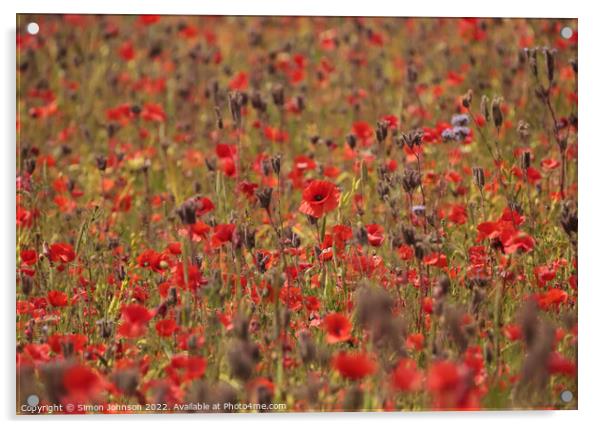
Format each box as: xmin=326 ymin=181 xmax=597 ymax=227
xmin=250 ymin=91 xmax=267 ymax=112
xmin=24 ymin=158 xmax=36 ymax=175
xmin=271 ymin=154 xmax=281 ymax=175
xmin=491 ymin=97 xmax=503 ymax=129
xmin=215 ymin=106 xmax=224 ymax=130
xmin=176 ymin=199 xmax=197 ymax=225
xmin=271 ymin=84 xmax=285 ymax=107
xmin=340 ymin=133 xmax=355 ymax=151
xmin=376 ymin=120 xmax=388 ymax=143
xmin=462 ymin=89 xmax=473 ymax=108
xmin=228 ymin=91 xmax=243 ymax=129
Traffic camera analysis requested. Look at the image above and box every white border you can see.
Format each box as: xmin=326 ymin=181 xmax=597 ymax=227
xmin=2 ymin=1 xmax=600 ymax=428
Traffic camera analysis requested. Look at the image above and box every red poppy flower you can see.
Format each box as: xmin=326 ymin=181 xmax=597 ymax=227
xmin=49 ymin=243 xmax=75 ymax=264
xmin=426 ymin=360 xmax=461 ymax=394
xmin=299 ymin=180 xmax=340 ymax=218
xmin=228 ymin=71 xmax=248 ymax=90
xmin=20 ymin=249 xmax=37 ymax=266
xmin=398 ymin=245 xmax=414 ymax=260
xmin=118 ymin=304 xmax=154 ymax=338
xmin=365 ymin=224 xmax=385 ymax=247
xmin=323 ymin=313 xmax=352 ymax=343
xmin=156 ymin=318 xmax=178 ymax=337
xmin=63 ymin=364 xmax=102 ymax=397
xmin=406 ymin=332 xmax=425 ymax=351
xmin=332 ymin=351 xmax=377 ymax=380
xmin=166 ymin=355 xmax=207 ymax=383
xmin=391 ymin=358 xmax=422 ymax=392
xmin=48 ymin=333 xmax=87 ymax=354
xmin=48 ymin=290 xmax=69 ymax=307
xmin=211 ymin=223 xmax=236 ymax=247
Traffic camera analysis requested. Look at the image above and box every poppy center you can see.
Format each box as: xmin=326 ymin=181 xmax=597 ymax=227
xmin=313 ymin=194 xmax=324 ymax=201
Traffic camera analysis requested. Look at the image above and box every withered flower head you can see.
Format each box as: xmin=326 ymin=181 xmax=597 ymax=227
xmin=176 ymin=198 xmax=197 ymax=225
xmin=255 ymin=187 xmax=273 ymax=211
xmin=402 ymin=169 xmax=421 ymax=194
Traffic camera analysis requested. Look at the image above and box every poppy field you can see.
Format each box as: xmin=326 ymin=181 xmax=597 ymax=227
xmin=16 ymin=15 xmax=578 ymax=413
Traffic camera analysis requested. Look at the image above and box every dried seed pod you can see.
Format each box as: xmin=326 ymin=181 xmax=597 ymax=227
xmin=402 ymin=169 xmax=421 ymax=194
xmin=491 ymin=97 xmax=504 ymax=129
xmin=526 ymin=48 xmax=538 ymax=78
xmin=543 ymin=47 xmax=556 ymax=83
xmin=480 ymin=95 xmax=490 ymax=122
xmin=228 ymin=91 xmax=243 ymax=128
xmin=472 ymin=167 xmax=485 ymax=190
xmin=271 ymin=154 xmax=281 ymax=175
xmin=399 ymin=129 xmax=424 ymax=149
xmin=376 ymin=120 xmax=388 ymax=143
xmin=521 ymin=151 xmax=531 ymax=170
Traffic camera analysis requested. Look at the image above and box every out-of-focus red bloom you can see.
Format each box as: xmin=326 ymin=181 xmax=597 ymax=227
xmin=398 ymin=245 xmax=414 ymax=260
xmin=166 ymin=355 xmax=207 ymax=383
xmin=534 ymin=265 xmax=557 ymax=287
xmin=211 ymin=223 xmax=236 ymax=247
xmin=118 ymin=304 xmax=154 ymax=338
xmin=322 ymin=313 xmax=352 ymax=343
xmin=391 ymin=358 xmax=422 ymax=392
xmin=536 ymin=288 xmax=569 ymax=310
xmin=365 ymin=224 xmax=385 ymax=247
xmin=548 ymin=352 xmax=576 ymax=377
xmin=139 ymin=15 xmax=160 ymax=25
xmin=406 ymin=332 xmax=425 ymax=351
xmin=141 ymin=103 xmax=166 ymax=122
xmin=299 ymin=180 xmax=340 ymax=218
xmin=228 ymin=71 xmax=248 ymax=90
xmin=156 ymin=318 xmax=178 ymax=337
xmin=503 ymin=324 xmax=523 ymax=341
xmin=118 ymin=41 xmax=135 ymax=61
xmin=20 ymin=249 xmax=37 ymax=266
xmin=63 ymin=364 xmax=102 ymax=397
xmin=428 ymin=361 xmax=461 ymax=394
xmin=48 ymin=333 xmax=87 ymax=354
xmin=447 ymin=204 xmax=468 ymax=225
xmin=48 ymin=290 xmax=69 ymax=307
xmin=351 ymin=121 xmax=373 ymax=144
xmin=137 ymin=249 xmax=171 ymax=272
xmin=332 ymin=351 xmax=376 ymax=380
xmin=49 ymin=243 xmax=76 ymax=264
